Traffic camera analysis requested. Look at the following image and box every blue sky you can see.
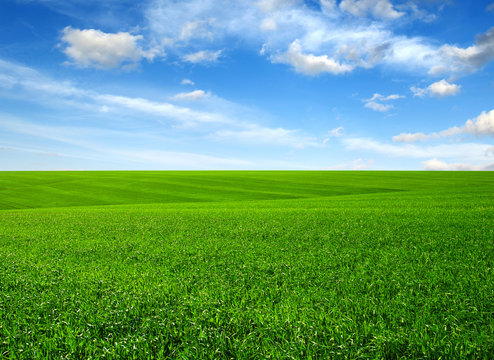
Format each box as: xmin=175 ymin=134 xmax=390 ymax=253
xmin=1 ymin=0 xmax=494 ymax=170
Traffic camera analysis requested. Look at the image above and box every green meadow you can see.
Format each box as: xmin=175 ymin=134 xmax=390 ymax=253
xmin=0 ymin=171 xmax=493 ymax=359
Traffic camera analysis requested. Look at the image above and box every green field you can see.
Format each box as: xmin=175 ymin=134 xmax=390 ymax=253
xmin=0 ymin=171 xmax=493 ymax=359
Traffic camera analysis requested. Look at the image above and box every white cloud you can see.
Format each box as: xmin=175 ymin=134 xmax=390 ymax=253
xmin=320 ymin=0 xmax=337 ymax=12
xmin=172 ymin=90 xmax=210 ymax=101
xmin=112 ymin=149 xmax=252 ymax=169
xmin=429 ymin=79 xmax=459 ymax=97
xmin=215 ymin=126 xmax=295 ymax=143
xmin=213 ymin=125 xmax=321 ymax=149
xmin=0 ymin=59 xmax=234 ymax=127
xmin=323 ymin=127 xmax=343 ymax=144
xmin=344 ymin=137 xmax=493 ymax=162
xmin=1 ymin=58 xmax=325 ymax=151
xmin=329 ymin=126 xmax=344 ymax=137
xmin=260 ymin=18 xmax=278 ymax=31
xmin=363 ymin=92 xmax=404 ymax=112
xmin=392 ymin=132 xmax=428 ymax=143
xmin=396 ymin=2 xmax=436 ymax=22
xmin=0 ymin=115 xmax=253 ymax=170
xmin=411 ymin=79 xmax=461 ymax=98
xmin=365 ymin=102 xmax=393 ymax=112
xmin=0 ymin=58 xmax=90 ymax=103
xmin=351 ymin=158 xmax=374 ymax=170
xmin=321 ymin=157 xmax=374 ymax=170
xmin=339 ymin=0 xmax=404 ymax=19
xmin=487 ymin=3 xmax=494 ymax=12
xmin=144 ymin=1 xmax=494 ymax=76
xmin=257 ymin=0 xmax=299 ymax=13
xmin=61 ymin=27 xmax=161 ymax=69
xmin=439 ymin=27 xmax=494 ymax=72
xmin=422 ymin=158 xmax=493 ymax=171
xmin=272 ymin=40 xmax=354 ymax=75
xmin=464 ymin=110 xmax=494 ymax=136
xmin=183 ymin=50 xmax=222 ymax=63
xmin=179 ymin=20 xmax=215 ymax=41
xmin=367 ymin=93 xmax=404 ymax=101
xmin=181 ymin=79 xmax=195 ymax=85
xmin=393 ymin=109 xmax=494 ymax=143
xmin=97 ymin=94 xmax=229 ymax=124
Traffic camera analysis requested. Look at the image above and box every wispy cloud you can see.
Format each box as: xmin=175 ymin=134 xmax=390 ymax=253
xmin=0 ymin=115 xmax=254 ymax=170
xmin=393 ymin=109 xmax=494 ymax=143
xmin=0 ymin=58 xmax=321 ymax=155
xmin=181 ymin=78 xmax=195 ymax=86
xmin=321 ymin=157 xmax=374 ymax=170
xmin=363 ymin=93 xmax=404 ymax=112
xmin=329 ymin=126 xmax=344 ymax=137
xmin=344 ymin=137 xmax=493 ymax=163
xmin=422 ymin=158 xmax=494 ymax=171
xmin=339 ymin=0 xmax=404 ymax=19
xmin=212 ymin=125 xmax=321 ymax=149
xmin=183 ymin=50 xmax=222 ymax=63
xmin=97 ymin=94 xmax=230 ymax=125
xmin=172 ymin=90 xmax=210 ymax=101
xmin=0 ymin=58 xmax=230 ymax=126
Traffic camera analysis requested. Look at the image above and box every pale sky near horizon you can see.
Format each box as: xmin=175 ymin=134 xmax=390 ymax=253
xmin=1 ymin=0 xmax=494 ymax=170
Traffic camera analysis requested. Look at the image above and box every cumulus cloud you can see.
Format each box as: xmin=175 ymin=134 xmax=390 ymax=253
xmin=172 ymin=90 xmax=210 ymax=101
xmin=393 ymin=109 xmax=494 ymax=143
xmin=422 ymin=158 xmax=493 ymax=171
xmin=411 ymin=79 xmax=461 ymax=98
xmin=363 ymin=93 xmax=404 ymax=112
xmin=339 ymin=0 xmax=404 ymax=19
xmin=61 ymin=27 xmax=160 ymax=69
xmin=272 ymin=40 xmax=354 ymax=76
xmin=439 ymin=27 xmax=494 ymax=72
xmin=144 ymin=0 xmax=494 ymax=76
xmin=429 ymin=79 xmax=461 ymax=97
xmin=183 ymin=50 xmax=222 ymax=63
xmin=464 ymin=110 xmax=494 ymax=136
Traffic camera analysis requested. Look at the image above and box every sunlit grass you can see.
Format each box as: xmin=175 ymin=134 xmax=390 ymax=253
xmin=0 ymin=171 xmax=493 ymax=358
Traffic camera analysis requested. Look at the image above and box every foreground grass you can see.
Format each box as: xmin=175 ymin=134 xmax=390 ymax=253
xmin=0 ymin=172 xmax=493 ymax=359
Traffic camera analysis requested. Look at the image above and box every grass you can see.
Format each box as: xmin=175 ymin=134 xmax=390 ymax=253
xmin=0 ymin=171 xmax=493 ymax=359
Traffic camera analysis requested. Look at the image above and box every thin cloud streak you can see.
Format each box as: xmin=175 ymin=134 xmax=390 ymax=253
xmin=393 ymin=109 xmax=494 ymax=143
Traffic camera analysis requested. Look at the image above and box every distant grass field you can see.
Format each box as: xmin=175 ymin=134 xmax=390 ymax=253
xmin=0 ymin=171 xmax=493 ymax=359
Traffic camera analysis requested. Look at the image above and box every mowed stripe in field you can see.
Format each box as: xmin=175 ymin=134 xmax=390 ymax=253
xmin=1 ymin=171 xmax=493 ymax=210
xmin=0 ymin=171 xmax=412 ymax=210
